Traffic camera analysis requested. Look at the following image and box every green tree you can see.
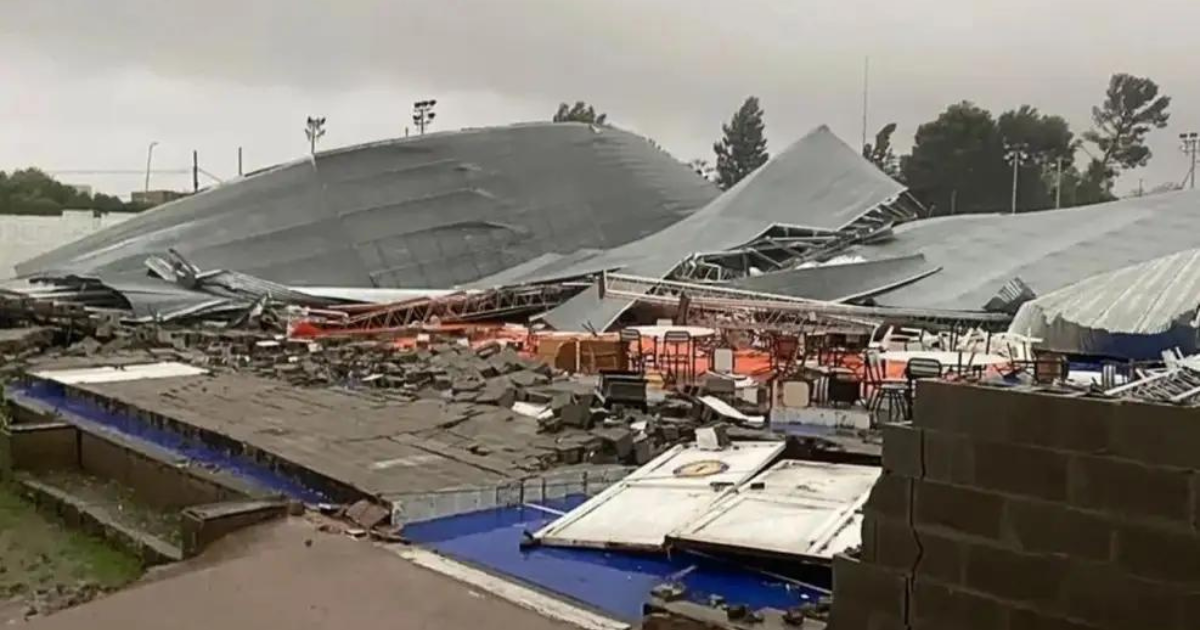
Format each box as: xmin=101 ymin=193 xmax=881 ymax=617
xmin=553 ymin=101 xmax=608 ymax=125
xmin=0 ymin=168 xmax=148 ymax=215
xmin=901 ymin=102 xmax=1008 ymax=215
xmin=1080 ymin=73 xmax=1171 ymax=203
xmin=998 ymin=105 xmax=1079 ymax=210
xmin=862 ymin=122 xmax=899 ymax=177
xmin=713 ymin=96 xmax=769 ymax=190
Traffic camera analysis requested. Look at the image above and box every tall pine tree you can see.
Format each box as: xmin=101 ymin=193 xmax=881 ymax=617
xmin=713 ymin=97 xmax=769 ymax=190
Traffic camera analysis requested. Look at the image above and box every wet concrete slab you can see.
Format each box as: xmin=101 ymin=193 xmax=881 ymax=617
xmin=24 ymin=519 xmax=585 ymax=630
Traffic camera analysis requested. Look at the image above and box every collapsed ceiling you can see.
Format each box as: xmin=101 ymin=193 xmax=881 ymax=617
xmin=529 ymin=126 xmax=925 ymax=331
xmin=1010 ymin=247 xmax=1200 ymax=359
xmin=17 ymin=122 xmax=717 ymax=292
xmin=843 ymin=190 xmax=1200 ymax=311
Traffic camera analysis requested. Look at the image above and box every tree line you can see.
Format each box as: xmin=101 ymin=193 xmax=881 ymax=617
xmin=554 ymin=72 xmax=1175 ymax=214
xmin=0 ymin=169 xmax=148 ymax=216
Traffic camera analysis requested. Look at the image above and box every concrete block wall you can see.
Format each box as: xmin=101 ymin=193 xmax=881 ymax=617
xmin=830 ymin=381 xmax=1200 ymax=630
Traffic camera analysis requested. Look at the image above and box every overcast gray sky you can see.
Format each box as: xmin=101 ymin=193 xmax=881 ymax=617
xmin=1 ymin=0 xmax=1196 ymax=198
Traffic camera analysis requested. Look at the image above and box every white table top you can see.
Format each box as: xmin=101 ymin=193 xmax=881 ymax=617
xmin=627 ymin=325 xmax=717 ymax=339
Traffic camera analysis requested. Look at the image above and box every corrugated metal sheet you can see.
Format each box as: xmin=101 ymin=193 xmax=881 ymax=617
xmin=17 ymin=123 xmax=717 ymax=291
xmin=1009 ymin=248 xmax=1200 ymax=359
xmin=533 ymin=441 xmax=785 ymax=551
xmin=537 ymin=126 xmax=910 ymax=331
xmin=669 ymin=460 xmax=880 ymax=561
xmin=851 ymin=190 xmax=1200 ymax=310
xmin=729 ymin=254 xmax=939 ymax=301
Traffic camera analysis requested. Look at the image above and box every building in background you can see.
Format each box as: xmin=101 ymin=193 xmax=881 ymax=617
xmin=131 ymin=189 xmax=188 ymax=207
xmin=0 ymin=210 xmax=132 ymax=279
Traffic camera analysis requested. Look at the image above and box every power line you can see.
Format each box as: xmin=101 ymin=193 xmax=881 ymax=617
xmin=44 ymin=169 xmax=190 ymax=175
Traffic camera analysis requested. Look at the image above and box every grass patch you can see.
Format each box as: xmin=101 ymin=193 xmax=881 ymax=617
xmin=0 ymin=481 xmax=143 ymax=595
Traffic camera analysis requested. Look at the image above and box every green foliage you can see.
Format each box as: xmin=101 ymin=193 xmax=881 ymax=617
xmin=553 ymin=101 xmax=608 ymax=125
xmin=863 ymin=122 xmax=900 ymax=177
xmin=0 ymin=169 xmax=146 ymax=216
xmin=998 ymin=105 xmax=1079 ymax=210
xmin=713 ymin=96 xmax=769 ymax=190
xmin=903 ymin=102 xmax=1084 ymax=214
xmin=1084 ymin=73 xmax=1171 ymax=171
xmin=902 ymin=102 xmax=1009 ymax=215
xmin=1079 ymin=73 xmax=1171 ymax=202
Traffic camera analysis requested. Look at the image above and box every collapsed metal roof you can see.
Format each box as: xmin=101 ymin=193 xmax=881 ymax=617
xmin=1009 ymin=248 xmax=1200 ymax=359
xmin=848 ymin=190 xmax=1200 ymax=311
xmin=17 ymin=123 xmax=717 ymax=294
xmin=529 ymin=126 xmax=917 ymax=331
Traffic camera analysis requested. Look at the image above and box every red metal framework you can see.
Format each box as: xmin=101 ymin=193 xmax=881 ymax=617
xmin=302 ymin=284 xmax=578 ymax=335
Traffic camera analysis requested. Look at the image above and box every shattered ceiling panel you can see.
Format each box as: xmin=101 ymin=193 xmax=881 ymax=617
xmin=17 ymin=123 xmax=717 ymax=292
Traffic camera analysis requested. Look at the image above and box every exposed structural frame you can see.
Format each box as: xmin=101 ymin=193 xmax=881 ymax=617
xmin=598 ymin=272 xmax=1012 ymax=333
xmin=670 ymin=192 xmax=924 ymax=284
xmin=307 ymin=283 xmax=581 ymax=335
xmin=1104 ymin=359 xmax=1200 ymax=405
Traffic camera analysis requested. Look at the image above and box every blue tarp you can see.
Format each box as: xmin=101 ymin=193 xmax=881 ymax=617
xmin=403 ymin=496 xmax=827 ymax=623
xmin=8 ymin=380 xmax=329 ymax=503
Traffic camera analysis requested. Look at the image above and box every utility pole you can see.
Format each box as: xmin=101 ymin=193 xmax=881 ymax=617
xmin=861 ymin=57 xmax=870 ymax=153
xmin=1005 ymin=144 xmax=1028 ymax=215
xmin=1055 ymin=158 xmax=1064 ymax=209
xmin=144 ymin=141 xmax=159 ymax=193
xmin=305 ymin=117 xmax=327 ymax=155
xmin=192 ymin=150 xmax=199 ymax=193
xmin=1181 ymin=132 xmax=1199 ymax=189
xmin=412 ymin=100 xmax=438 ymax=135
xmin=237 ymin=147 xmax=243 ymax=177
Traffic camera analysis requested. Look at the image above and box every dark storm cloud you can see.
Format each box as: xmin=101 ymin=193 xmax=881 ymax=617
xmin=2 ymin=0 xmax=1198 ymax=195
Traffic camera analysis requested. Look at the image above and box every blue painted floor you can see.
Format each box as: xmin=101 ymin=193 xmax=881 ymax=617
xmin=9 ymin=380 xmax=329 ymax=503
xmin=403 ymin=496 xmax=828 ymax=623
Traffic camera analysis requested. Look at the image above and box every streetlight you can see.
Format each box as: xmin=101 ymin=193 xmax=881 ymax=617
xmin=144 ymin=141 xmax=159 ymax=193
xmin=1004 ymin=143 xmax=1029 ymax=215
xmin=1181 ymin=132 xmax=1199 ymax=190
xmin=412 ymin=100 xmax=438 ymax=135
xmin=305 ymin=117 xmax=327 ymax=155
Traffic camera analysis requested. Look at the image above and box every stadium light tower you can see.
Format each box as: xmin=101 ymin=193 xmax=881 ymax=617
xmin=412 ymin=100 xmax=438 ymax=135
xmin=305 ymin=117 xmax=327 ymax=155
xmin=1005 ymin=143 xmax=1030 ymax=215
xmin=1181 ymin=132 xmax=1199 ymax=189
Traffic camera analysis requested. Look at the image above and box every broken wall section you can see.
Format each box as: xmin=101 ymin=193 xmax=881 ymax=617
xmin=830 ymin=381 xmax=1200 ymax=630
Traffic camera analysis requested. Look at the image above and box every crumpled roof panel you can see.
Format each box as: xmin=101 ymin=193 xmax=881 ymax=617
xmin=852 ymin=190 xmax=1200 ymax=311
xmin=1009 ymin=247 xmax=1200 ymax=359
xmin=537 ymin=126 xmax=910 ymax=330
xmin=17 ymin=123 xmax=717 ymax=290
xmin=730 ymin=254 xmax=939 ymax=302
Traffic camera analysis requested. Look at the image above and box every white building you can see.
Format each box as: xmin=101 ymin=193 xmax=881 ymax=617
xmin=0 ymin=210 xmax=132 ymax=279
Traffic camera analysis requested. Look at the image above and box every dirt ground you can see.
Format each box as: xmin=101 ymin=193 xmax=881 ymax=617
xmin=0 ymin=483 xmax=143 ymax=623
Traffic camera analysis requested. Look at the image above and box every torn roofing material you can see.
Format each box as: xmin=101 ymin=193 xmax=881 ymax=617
xmin=536 ymin=126 xmax=914 ymax=331
xmin=848 ymin=190 xmax=1200 ymax=311
xmin=17 ymin=122 xmax=717 ymax=291
xmin=1009 ymin=248 xmax=1200 ymax=359
xmin=729 ymin=254 xmax=939 ymax=302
